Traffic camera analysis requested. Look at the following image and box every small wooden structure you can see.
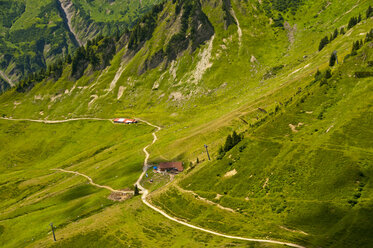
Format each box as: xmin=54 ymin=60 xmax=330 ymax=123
xmin=113 ymin=118 xmax=137 ymax=124
xmin=158 ymin=162 xmax=184 ymax=172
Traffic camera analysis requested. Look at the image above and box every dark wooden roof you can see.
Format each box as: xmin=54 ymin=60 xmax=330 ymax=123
xmin=158 ymin=162 xmax=184 ymax=171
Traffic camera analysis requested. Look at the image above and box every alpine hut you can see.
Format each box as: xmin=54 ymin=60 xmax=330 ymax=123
xmin=113 ymin=118 xmax=138 ymax=124
xmin=158 ymin=162 xmax=184 ymax=172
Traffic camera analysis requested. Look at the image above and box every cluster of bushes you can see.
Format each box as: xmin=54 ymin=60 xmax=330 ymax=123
xmin=351 ymin=40 xmax=364 ymax=54
xmin=318 ymin=5 xmax=372 ymax=52
xmin=352 ymin=30 xmax=373 ymax=78
xmin=355 ymin=71 xmax=373 ymax=78
xmin=347 ymin=14 xmax=362 ymax=30
xmin=348 ymin=174 xmax=365 ymax=207
xmin=343 ymin=29 xmax=373 ymax=62
xmin=367 ymin=5 xmax=373 ymax=19
xmin=365 ymin=28 xmax=373 ymax=42
xmin=313 ymin=68 xmax=332 ymax=89
xmin=263 ymin=65 xmax=285 ymax=79
xmin=318 ymin=28 xmax=342 ymax=51
xmin=16 ymin=59 xmax=64 ymax=93
xmin=71 ymin=36 xmax=116 ymax=79
xmin=260 ymin=0 xmax=303 ymax=28
xmin=263 ymin=0 xmax=303 ymax=15
xmin=0 ymin=0 xmax=25 ymax=28
xmin=346 ymin=4 xmax=373 ymax=30
xmin=272 ymin=0 xmax=303 ymax=13
xmin=217 ymin=131 xmax=243 ymax=160
xmin=16 ymin=35 xmax=117 ymax=92
xmin=323 ymin=28 xmax=373 ymax=80
xmin=128 ymin=2 xmax=165 ymax=50
xmin=272 ymin=13 xmax=285 ymax=28
xmin=262 ymin=0 xmax=301 ymax=28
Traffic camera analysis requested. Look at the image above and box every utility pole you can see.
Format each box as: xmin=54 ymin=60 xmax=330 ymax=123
xmin=204 ymin=144 xmax=211 ymax=161
xmin=50 ymin=223 xmax=56 ymax=241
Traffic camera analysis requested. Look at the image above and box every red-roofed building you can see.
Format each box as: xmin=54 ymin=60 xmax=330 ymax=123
xmin=113 ymin=118 xmax=137 ymax=124
xmin=158 ymin=162 xmax=184 ymax=172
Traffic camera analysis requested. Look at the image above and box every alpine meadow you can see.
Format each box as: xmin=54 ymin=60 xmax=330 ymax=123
xmin=0 ymin=0 xmax=372 ymax=247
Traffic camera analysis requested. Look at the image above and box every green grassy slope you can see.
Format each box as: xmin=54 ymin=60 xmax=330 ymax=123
xmin=0 ymin=0 xmax=372 ymax=247
xmin=0 ymin=120 xmax=153 ymax=247
xmin=152 ymin=43 xmax=373 ymax=247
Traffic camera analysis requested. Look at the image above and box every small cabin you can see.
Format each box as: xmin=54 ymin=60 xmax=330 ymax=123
xmin=114 ymin=118 xmax=137 ymax=124
xmin=158 ymin=162 xmax=184 ymax=172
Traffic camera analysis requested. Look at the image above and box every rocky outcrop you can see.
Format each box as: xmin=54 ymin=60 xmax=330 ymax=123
xmin=165 ymin=0 xmax=214 ymax=62
xmin=137 ymin=0 xmax=214 ymax=74
xmin=57 ymin=0 xmax=99 ymax=46
xmin=140 ymin=50 xmax=166 ymax=75
xmin=56 ymin=0 xmax=83 ymax=46
xmin=222 ymin=0 xmax=236 ymax=30
xmin=190 ymin=2 xmax=215 ymax=51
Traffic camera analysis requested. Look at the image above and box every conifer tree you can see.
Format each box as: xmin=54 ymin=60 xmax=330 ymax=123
xmin=329 ymin=52 xmax=337 ymax=67
xmin=224 ymin=134 xmax=233 ymax=152
xmin=340 ymin=27 xmax=345 ymax=35
xmin=232 ymin=131 xmax=241 ymax=146
xmin=325 ymin=68 xmax=332 ymax=79
xmin=365 ymin=29 xmax=373 ymax=42
xmin=65 ymin=54 xmax=72 ymax=64
xmin=348 ymin=16 xmax=357 ymax=29
xmin=218 ymin=146 xmax=225 ymax=156
xmin=314 ymin=69 xmax=322 ymax=81
xmin=318 ymin=36 xmax=329 ymax=51
xmin=367 ymin=5 xmax=373 ymax=19
xmin=332 ymin=28 xmax=339 ymax=40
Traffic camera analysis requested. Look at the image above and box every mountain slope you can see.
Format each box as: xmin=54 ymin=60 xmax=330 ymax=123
xmin=0 ymin=0 xmax=372 ymax=247
xmin=0 ymin=0 xmax=160 ymax=91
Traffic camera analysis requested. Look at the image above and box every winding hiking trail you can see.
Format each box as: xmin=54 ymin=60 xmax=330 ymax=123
xmin=134 ymin=120 xmax=305 ymax=248
xmin=174 ymin=185 xmax=235 ymax=213
xmin=1 ymin=117 xmax=305 ymax=248
xmin=53 ymin=168 xmax=133 ymax=194
xmin=0 ymin=117 xmax=110 ymax=124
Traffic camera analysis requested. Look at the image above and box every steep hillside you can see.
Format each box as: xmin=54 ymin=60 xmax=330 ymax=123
xmin=152 ymin=43 xmax=373 ymax=247
xmin=0 ymin=0 xmax=372 ymax=247
xmin=58 ymin=0 xmax=161 ymax=45
xmin=0 ymin=0 xmax=160 ymax=90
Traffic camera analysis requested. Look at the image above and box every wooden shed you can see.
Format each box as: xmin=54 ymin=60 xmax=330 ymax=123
xmin=158 ymin=162 xmax=184 ymax=172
